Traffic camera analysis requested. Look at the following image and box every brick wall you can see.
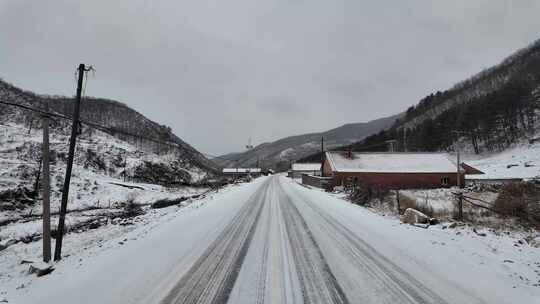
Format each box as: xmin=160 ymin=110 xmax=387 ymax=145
xmin=301 ymin=174 xmax=334 ymax=189
xmin=330 ymin=172 xmax=464 ymax=190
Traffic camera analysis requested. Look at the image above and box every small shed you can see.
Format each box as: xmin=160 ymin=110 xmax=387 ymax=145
xmin=291 ymin=163 xmax=322 ymax=178
xmin=323 ymin=151 xmax=481 ymax=190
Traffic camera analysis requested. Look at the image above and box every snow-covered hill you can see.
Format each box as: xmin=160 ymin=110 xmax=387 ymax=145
xmin=0 ymin=119 xmax=210 ymax=222
xmin=0 ymin=78 xmax=218 ymax=175
xmin=216 ymin=115 xmax=399 ymax=171
xmin=0 ymin=76 xmax=221 ymax=229
xmin=466 ymin=137 xmax=540 ymax=180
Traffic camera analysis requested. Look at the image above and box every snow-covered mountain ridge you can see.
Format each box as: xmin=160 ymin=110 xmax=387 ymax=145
xmin=216 ymin=114 xmax=399 ymax=171
xmin=0 ymin=78 xmax=218 ymax=175
xmin=0 ymin=77 xmax=219 ymax=226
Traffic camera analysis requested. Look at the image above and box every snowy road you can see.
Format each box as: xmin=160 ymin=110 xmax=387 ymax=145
xmin=15 ymin=175 xmax=539 ymax=304
xmin=159 ymin=176 xmax=473 ymax=304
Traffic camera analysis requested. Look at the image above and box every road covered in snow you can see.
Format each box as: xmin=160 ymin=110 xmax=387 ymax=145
xmin=11 ymin=175 xmax=540 ymax=304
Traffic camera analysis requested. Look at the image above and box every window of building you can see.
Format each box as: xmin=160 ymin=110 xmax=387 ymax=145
xmin=441 ymin=177 xmax=449 ymax=186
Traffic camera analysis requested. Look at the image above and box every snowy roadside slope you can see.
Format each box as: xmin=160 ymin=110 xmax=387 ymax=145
xmin=0 ymin=121 xmax=208 ymax=217
xmin=466 ymin=139 xmax=540 ymax=179
xmin=280 ymin=177 xmax=540 ymax=304
xmin=5 ymin=177 xmax=268 ymax=304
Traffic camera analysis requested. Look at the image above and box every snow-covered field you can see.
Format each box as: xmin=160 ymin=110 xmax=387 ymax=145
xmin=465 ymin=137 xmax=540 ymax=180
xmin=2 ymin=176 xmax=538 ymax=304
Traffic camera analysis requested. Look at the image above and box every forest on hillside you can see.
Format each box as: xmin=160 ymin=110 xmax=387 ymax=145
xmin=299 ymin=40 xmax=540 ymax=163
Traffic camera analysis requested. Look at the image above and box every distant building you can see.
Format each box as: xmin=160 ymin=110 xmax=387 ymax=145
xmin=322 ymin=151 xmax=482 ymax=190
xmin=222 ymin=168 xmax=262 ymax=179
xmin=290 ymin=163 xmax=322 ymax=178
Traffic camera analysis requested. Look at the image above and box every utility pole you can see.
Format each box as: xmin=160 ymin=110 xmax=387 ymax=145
xmin=123 ymin=150 xmax=127 ymax=182
xmin=457 ymin=192 xmax=463 ymax=221
xmin=385 ymin=139 xmax=397 ymax=152
xmin=54 ymin=63 xmax=87 ymax=261
xmin=42 ymin=110 xmax=51 ymax=262
xmin=456 ymin=147 xmax=461 ymax=188
xmin=396 ymin=190 xmax=400 ymax=214
xmin=403 ymin=128 xmax=407 ymax=152
xmin=452 ymin=130 xmax=464 ymax=189
xmin=320 ymin=137 xmax=324 ymax=177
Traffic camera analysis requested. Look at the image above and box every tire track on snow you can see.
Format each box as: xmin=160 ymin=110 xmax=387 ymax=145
xmin=160 ymin=179 xmax=271 ymax=304
xmin=278 ymin=182 xmax=350 ymax=304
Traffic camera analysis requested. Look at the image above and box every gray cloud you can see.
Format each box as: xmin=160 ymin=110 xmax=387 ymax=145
xmin=1 ymin=0 xmax=540 ymax=154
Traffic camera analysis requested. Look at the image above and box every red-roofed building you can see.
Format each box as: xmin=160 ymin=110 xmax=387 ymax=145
xmin=322 ymin=151 xmax=482 ymax=190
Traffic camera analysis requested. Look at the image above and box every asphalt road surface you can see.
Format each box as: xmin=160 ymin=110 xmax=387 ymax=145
xmin=160 ymin=176 xmax=482 ymax=304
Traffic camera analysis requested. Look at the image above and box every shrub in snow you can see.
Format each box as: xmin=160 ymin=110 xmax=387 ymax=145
xmin=0 ymin=186 xmax=36 ymax=211
xmin=132 ymin=161 xmax=192 ymax=186
xmin=494 ymin=182 xmax=540 ymax=228
xmin=84 ymin=148 xmax=107 ymax=172
xmin=122 ymin=192 xmax=144 ymax=218
xmin=151 ymin=197 xmax=188 ymax=209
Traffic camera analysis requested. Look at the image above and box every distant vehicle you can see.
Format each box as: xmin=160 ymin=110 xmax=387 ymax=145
xmin=263 ymin=169 xmax=275 ymax=176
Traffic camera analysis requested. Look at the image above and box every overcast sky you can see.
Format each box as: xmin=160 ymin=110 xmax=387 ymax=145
xmin=1 ymin=1 xmax=540 ymax=155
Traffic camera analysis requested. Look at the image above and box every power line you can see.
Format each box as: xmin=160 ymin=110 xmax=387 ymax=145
xmin=1 ymin=100 xmax=407 ymax=165
xmin=1 ymin=99 xmax=228 ymax=168
xmin=1 ymin=100 xmax=183 ymax=149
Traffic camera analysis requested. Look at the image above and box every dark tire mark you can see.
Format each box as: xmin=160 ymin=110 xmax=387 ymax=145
xmin=277 ymin=178 xmax=350 ymax=304
xmin=160 ymin=180 xmax=271 ymax=304
xmin=255 ymin=197 xmax=271 ymax=304
xmin=287 ymin=183 xmax=467 ymax=304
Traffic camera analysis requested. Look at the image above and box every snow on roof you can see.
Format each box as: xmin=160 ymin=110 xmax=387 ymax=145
xmin=326 ymin=152 xmax=457 ymax=173
xmin=292 ymin=163 xmax=321 ymax=171
xmin=222 ymin=168 xmax=261 ymax=173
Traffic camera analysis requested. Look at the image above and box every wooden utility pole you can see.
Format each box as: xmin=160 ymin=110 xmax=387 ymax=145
xmin=403 ymin=128 xmax=407 ymax=152
xmin=396 ymin=190 xmax=400 ymax=215
xmin=456 ymin=192 xmax=463 ymax=221
xmin=54 ymin=64 xmax=86 ymax=261
xmin=452 ymin=130 xmax=467 ymax=189
xmin=386 ymin=139 xmax=397 ymax=152
xmin=456 ymin=146 xmax=461 ymax=188
xmin=320 ymin=137 xmax=324 ymax=177
xmin=123 ymin=150 xmax=127 ymax=182
xmin=42 ymin=111 xmax=51 ymax=262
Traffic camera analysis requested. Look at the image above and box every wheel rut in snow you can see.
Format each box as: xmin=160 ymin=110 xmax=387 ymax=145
xmin=278 ymin=181 xmax=350 ymax=304
xmin=290 ymin=186 xmax=453 ymax=304
xmin=160 ymin=179 xmax=271 ymax=304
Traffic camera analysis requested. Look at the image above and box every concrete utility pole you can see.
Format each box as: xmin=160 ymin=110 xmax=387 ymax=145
xmin=54 ymin=63 xmax=87 ymax=261
xmin=41 ymin=111 xmax=51 ymax=262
